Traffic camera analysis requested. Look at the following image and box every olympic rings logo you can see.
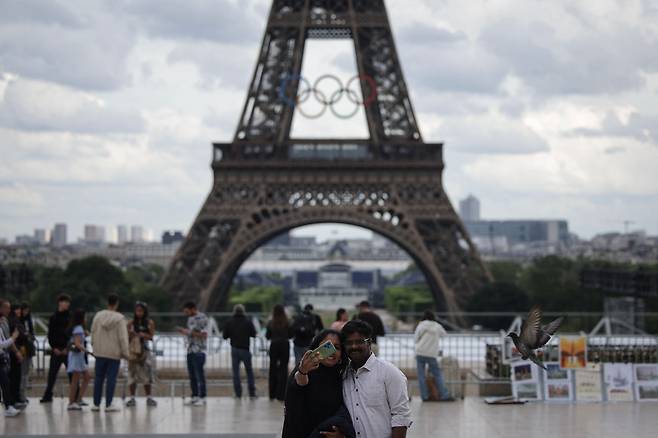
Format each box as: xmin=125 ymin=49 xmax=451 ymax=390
xmin=278 ymin=74 xmax=377 ymax=119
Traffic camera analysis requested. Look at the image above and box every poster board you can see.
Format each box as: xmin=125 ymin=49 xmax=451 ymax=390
xmin=502 ymin=334 xmax=522 ymax=364
xmin=574 ymin=363 xmax=603 ymax=402
xmin=633 ymin=364 xmax=658 ymax=402
xmin=559 ymin=336 xmax=587 ymax=369
xmin=543 ymin=362 xmax=573 ymax=401
xmin=603 ymin=363 xmax=634 ymax=401
xmin=511 ymin=361 xmax=542 ymax=401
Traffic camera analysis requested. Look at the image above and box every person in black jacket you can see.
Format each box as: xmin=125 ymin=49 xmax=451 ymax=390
xmin=19 ymin=302 xmax=36 ymax=405
xmin=40 ymin=294 xmax=71 ymax=403
xmin=222 ymin=304 xmax=257 ymax=398
xmin=8 ymin=304 xmax=25 ymax=408
xmin=265 ymin=304 xmax=292 ymax=401
xmin=282 ymin=329 xmax=355 ymax=438
xmin=353 ymin=301 xmax=385 ymax=356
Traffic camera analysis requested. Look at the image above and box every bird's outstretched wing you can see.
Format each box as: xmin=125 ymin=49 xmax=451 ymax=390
xmin=520 ymin=306 xmax=542 ymax=347
xmin=527 ymin=352 xmax=547 ymax=370
xmin=536 ymin=316 xmax=564 ymax=347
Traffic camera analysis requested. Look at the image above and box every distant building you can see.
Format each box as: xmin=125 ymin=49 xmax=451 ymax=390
xmin=465 ymin=220 xmax=569 ymax=245
xmin=294 ymin=263 xmax=383 ymax=309
xmin=117 ymin=225 xmax=129 ymax=244
xmin=162 ymin=230 xmax=185 ymax=245
xmin=52 ymin=223 xmax=67 ymax=247
xmin=459 ymin=194 xmax=481 ymax=222
xmin=34 ymin=229 xmax=48 ymax=244
xmin=83 ymin=224 xmax=106 ymax=244
xmin=131 ymin=225 xmax=145 ymax=243
xmin=15 ymin=235 xmax=37 ymax=245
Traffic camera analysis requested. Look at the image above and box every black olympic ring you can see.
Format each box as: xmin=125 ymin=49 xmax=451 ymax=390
xmin=278 ymin=73 xmax=378 ymax=119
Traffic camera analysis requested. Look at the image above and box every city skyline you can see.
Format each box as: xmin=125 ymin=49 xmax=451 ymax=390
xmin=1 ymin=1 xmax=657 ymax=242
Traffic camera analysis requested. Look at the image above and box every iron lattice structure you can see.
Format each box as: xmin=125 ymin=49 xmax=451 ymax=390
xmin=162 ymin=0 xmax=491 ymax=315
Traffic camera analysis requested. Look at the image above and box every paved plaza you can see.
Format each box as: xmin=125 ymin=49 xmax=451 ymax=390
xmin=2 ymin=397 xmax=656 ymax=437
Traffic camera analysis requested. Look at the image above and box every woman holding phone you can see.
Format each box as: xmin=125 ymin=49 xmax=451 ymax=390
xmin=282 ymin=329 xmax=355 ymax=438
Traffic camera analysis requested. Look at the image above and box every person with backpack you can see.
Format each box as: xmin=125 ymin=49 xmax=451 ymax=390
xmin=292 ymin=304 xmax=323 ymax=365
xmin=126 ymin=301 xmax=157 ymax=407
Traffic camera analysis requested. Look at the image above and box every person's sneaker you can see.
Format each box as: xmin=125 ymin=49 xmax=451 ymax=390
xmin=91 ymin=405 xmax=101 ymax=412
xmin=14 ymin=401 xmax=27 ymax=409
xmin=191 ymin=397 xmax=206 ymax=406
xmin=4 ymin=406 xmax=21 ymax=417
xmin=438 ymin=396 xmax=456 ymax=402
xmin=67 ymin=402 xmax=82 ymax=411
xmin=184 ymin=396 xmax=199 ymax=405
xmin=78 ymin=399 xmax=89 ymax=406
xmin=104 ymin=404 xmax=121 ymax=412
xmin=39 ymin=397 xmax=53 ymax=403
xmin=146 ymin=397 xmax=157 ymax=407
xmin=125 ymin=398 xmax=136 ymax=408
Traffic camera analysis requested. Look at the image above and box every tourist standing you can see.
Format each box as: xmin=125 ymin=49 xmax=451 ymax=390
xmin=66 ymin=309 xmax=90 ymax=411
xmin=126 ymin=302 xmax=157 ymax=407
xmin=354 ymin=301 xmax=385 ymax=355
xmin=223 ymin=304 xmax=257 ymax=399
xmin=8 ymin=304 xmax=25 ymax=408
xmin=292 ymin=304 xmax=323 ymax=364
xmin=41 ymin=293 xmax=71 ymax=403
xmin=330 ymin=308 xmax=349 ymax=332
xmin=18 ymin=303 xmax=36 ymax=406
xmin=90 ymin=294 xmax=129 ymax=412
xmin=342 ymin=320 xmax=412 ymax=438
xmin=179 ymin=302 xmax=209 ymax=405
xmin=0 ymin=298 xmax=21 ymax=417
xmin=414 ymin=310 xmax=453 ymax=402
xmin=265 ymin=304 xmax=292 ymax=401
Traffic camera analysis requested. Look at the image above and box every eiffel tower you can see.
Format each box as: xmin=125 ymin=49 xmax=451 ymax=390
xmin=162 ymin=0 xmax=491 ymax=315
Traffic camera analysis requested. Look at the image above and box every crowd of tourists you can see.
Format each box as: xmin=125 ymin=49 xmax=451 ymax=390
xmin=1 ymin=294 xmax=453 ymax=437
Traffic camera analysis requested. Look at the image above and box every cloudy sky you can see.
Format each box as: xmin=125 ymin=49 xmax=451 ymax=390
xmin=1 ymin=0 xmax=657 ymax=244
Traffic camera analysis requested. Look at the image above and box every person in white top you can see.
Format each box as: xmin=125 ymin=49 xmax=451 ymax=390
xmin=414 ymin=310 xmax=453 ymax=401
xmin=342 ymin=320 xmax=412 ymax=438
xmin=0 ymin=298 xmax=21 ymax=417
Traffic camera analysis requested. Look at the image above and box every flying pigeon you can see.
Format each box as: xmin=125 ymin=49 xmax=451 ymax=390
xmin=508 ymin=306 xmax=563 ymax=370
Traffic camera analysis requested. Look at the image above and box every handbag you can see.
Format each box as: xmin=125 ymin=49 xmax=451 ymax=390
xmin=129 ymin=335 xmax=145 ymax=362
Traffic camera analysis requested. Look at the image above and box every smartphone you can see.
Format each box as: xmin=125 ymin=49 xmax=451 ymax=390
xmin=312 ymin=341 xmax=337 ymax=360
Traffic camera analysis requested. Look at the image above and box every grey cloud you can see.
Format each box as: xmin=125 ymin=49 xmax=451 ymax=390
xmin=116 ymin=0 xmax=262 ymax=44
xmin=604 ymin=146 xmax=626 ymax=155
xmin=0 ymin=79 xmax=144 ymax=134
xmin=397 ymin=21 xmax=466 ymax=45
xmin=571 ymin=111 xmax=658 ymax=144
xmin=167 ymin=42 xmax=257 ymax=90
xmin=480 ymin=17 xmax=658 ymax=96
xmin=437 ymin=118 xmax=549 ymax=154
xmin=0 ymin=0 xmax=83 ymax=27
xmin=0 ymin=17 xmax=136 ymax=91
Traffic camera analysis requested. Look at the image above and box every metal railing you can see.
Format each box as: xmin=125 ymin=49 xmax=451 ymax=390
xmin=32 ymin=332 xmax=658 ymax=386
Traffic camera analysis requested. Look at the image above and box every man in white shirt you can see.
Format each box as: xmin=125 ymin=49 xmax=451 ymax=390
xmin=341 ymin=320 xmax=412 ymax=438
xmin=414 ymin=310 xmax=453 ymax=401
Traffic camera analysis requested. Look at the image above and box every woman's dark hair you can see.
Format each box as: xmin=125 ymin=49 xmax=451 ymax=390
xmin=335 ymin=308 xmax=346 ymax=321
xmin=133 ymin=301 xmax=149 ymax=328
xmin=68 ymin=308 xmax=86 ymax=332
xmin=422 ymin=310 xmax=436 ymax=321
xmin=308 ymin=329 xmax=347 ymax=374
xmin=270 ymin=304 xmax=288 ymax=330
xmin=341 ymin=320 xmax=373 ymax=339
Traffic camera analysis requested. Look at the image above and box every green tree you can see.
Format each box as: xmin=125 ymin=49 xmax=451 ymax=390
xmin=229 ymin=286 xmax=283 ymax=313
xmin=61 ymin=256 xmax=133 ymax=311
xmin=467 ymin=281 xmax=530 ymax=330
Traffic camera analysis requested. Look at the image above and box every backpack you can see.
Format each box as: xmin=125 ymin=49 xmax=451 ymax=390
xmin=294 ymin=313 xmax=315 ymax=338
